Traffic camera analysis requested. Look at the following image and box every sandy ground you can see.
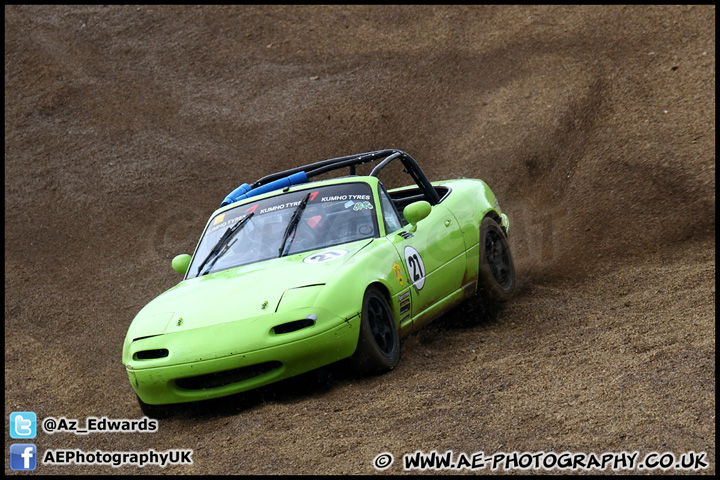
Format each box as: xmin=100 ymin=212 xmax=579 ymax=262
xmin=4 ymin=5 xmax=715 ymax=475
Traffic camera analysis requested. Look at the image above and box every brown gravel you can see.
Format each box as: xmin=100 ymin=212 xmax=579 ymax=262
xmin=5 ymin=5 xmax=715 ymax=475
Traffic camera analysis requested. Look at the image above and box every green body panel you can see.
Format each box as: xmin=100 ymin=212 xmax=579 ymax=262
xmin=422 ymin=178 xmax=509 ymax=294
xmin=127 ymin=316 xmax=360 ymax=405
xmin=123 ymin=174 xmax=508 ymax=405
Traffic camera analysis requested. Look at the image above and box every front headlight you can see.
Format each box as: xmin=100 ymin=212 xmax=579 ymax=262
xmin=275 ymin=285 xmax=324 ymax=312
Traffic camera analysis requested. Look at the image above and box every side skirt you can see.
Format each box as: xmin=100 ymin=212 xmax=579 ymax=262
xmin=408 ymin=287 xmax=466 ymax=332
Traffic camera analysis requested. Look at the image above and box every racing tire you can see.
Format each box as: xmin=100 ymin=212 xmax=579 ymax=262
xmin=477 ymin=216 xmax=515 ymax=302
xmin=349 ymin=286 xmax=400 ymax=375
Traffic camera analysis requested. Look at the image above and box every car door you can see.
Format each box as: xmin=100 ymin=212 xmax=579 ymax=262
xmin=378 ymin=186 xmax=466 ymax=321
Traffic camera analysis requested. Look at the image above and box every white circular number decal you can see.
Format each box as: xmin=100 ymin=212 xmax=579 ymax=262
xmin=403 ymin=246 xmax=426 ymax=291
xmin=303 ymin=249 xmax=349 ymax=264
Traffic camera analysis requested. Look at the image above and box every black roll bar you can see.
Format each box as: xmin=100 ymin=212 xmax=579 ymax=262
xmin=249 ymin=149 xmax=440 ymax=205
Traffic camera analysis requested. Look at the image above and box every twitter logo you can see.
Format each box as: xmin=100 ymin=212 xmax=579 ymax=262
xmin=10 ymin=412 xmax=37 ymax=439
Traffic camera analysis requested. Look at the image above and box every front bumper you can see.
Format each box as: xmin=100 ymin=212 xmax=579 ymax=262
xmin=126 ymin=314 xmax=360 ymax=405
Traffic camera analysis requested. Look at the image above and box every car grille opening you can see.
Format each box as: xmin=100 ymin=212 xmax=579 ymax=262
xmin=272 ymin=318 xmax=315 ymax=335
xmin=133 ymin=349 xmax=169 ymax=360
xmin=174 ymin=361 xmax=282 ymax=390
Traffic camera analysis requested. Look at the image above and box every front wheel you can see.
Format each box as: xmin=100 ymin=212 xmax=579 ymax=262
xmin=349 ymin=286 xmax=400 ymax=375
xmin=477 ymin=216 xmax=515 ymax=302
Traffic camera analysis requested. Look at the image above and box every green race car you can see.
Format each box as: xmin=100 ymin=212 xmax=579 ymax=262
xmin=122 ymin=149 xmax=515 ymax=414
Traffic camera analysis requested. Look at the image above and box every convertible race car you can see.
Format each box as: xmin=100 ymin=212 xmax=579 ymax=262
xmin=122 ymin=149 xmax=515 ymax=414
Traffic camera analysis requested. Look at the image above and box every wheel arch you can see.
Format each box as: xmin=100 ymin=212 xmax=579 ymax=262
xmin=483 ymin=210 xmax=506 ymax=236
xmin=349 ymin=279 xmax=401 ymax=374
xmin=484 ymin=209 xmax=502 ymax=224
xmin=366 ymin=280 xmax=392 ymax=307
xmin=365 ymin=280 xmax=401 ymax=329
xmin=313 ymin=239 xmax=405 ymax=331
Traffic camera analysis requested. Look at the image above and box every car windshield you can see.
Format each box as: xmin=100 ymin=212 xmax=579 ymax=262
xmin=186 ymin=182 xmax=378 ymax=278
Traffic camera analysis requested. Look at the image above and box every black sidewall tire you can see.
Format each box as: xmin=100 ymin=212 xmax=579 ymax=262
xmin=350 ymin=286 xmax=400 ymax=375
xmin=477 ymin=216 xmax=515 ymax=302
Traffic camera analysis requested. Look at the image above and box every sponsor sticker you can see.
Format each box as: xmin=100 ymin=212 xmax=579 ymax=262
xmin=399 ymin=291 xmax=411 ymax=315
xmin=392 ymin=263 xmax=404 ymax=286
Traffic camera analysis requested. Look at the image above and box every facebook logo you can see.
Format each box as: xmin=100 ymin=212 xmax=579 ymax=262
xmin=10 ymin=411 xmax=37 ymax=438
xmin=10 ymin=444 xmax=37 ymax=471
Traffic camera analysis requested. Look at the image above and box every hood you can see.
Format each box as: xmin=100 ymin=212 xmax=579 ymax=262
xmin=126 ymin=239 xmax=372 ymax=340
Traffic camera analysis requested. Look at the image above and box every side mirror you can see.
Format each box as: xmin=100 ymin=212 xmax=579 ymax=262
xmin=171 ymin=254 xmax=192 ymax=274
xmin=403 ymin=201 xmax=431 ymax=232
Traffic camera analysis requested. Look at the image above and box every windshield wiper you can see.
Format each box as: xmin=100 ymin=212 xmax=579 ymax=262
xmin=278 ymin=191 xmax=311 ymax=257
xmin=196 ymin=212 xmax=255 ymax=276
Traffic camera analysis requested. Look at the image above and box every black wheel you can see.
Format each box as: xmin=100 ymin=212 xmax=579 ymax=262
xmin=349 ymin=286 xmax=400 ymax=375
xmin=477 ymin=216 xmax=515 ymax=302
xmin=136 ymin=394 xmax=172 ymax=419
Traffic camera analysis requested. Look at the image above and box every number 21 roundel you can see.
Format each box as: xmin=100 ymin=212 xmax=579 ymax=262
xmin=403 ymin=246 xmax=426 ymax=291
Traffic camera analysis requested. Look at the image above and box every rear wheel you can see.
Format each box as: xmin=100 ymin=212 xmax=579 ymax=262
xmin=477 ymin=216 xmax=515 ymax=302
xmin=349 ymin=286 xmax=400 ymax=375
